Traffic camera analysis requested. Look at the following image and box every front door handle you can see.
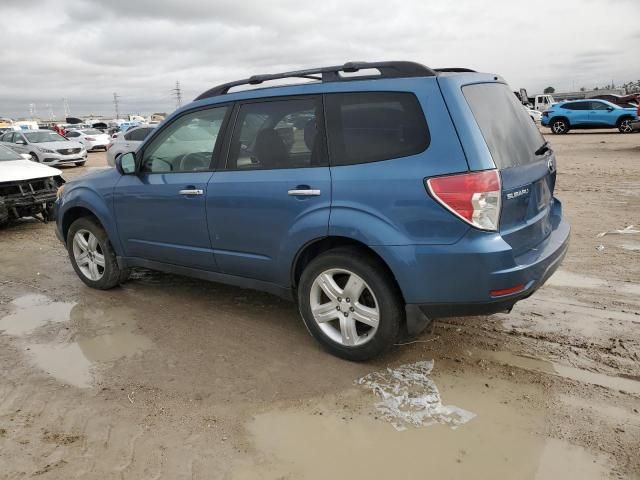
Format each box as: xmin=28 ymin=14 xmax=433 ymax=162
xmin=288 ymin=189 xmax=321 ymax=196
xmin=179 ymin=189 xmax=204 ymax=196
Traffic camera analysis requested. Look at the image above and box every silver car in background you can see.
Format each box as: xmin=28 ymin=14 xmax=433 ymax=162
xmin=106 ymin=125 xmax=155 ymax=166
xmin=0 ymin=130 xmax=87 ymax=166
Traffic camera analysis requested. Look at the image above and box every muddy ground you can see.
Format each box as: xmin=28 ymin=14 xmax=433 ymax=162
xmin=1 ymin=130 xmax=639 ymax=479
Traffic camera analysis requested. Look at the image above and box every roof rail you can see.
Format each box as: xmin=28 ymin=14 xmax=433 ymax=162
xmin=434 ymin=67 xmax=477 ymax=73
xmin=195 ymin=61 xmax=438 ymax=100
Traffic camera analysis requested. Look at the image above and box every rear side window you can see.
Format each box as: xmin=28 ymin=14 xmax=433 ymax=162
xmin=562 ymin=102 xmax=589 ymax=110
xmin=125 ymin=127 xmax=153 ymax=142
xmin=226 ymin=96 xmax=326 ymax=170
xmin=325 ymin=92 xmax=429 ymax=166
xmin=463 ymin=83 xmax=544 ymax=169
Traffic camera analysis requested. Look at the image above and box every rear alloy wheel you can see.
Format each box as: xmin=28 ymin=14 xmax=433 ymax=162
xmin=298 ymin=248 xmax=402 ymax=361
xmin=551 ymin=119 xmax=569 ymax=134
xmin=617 ymin=118 xmax=633 ymax=134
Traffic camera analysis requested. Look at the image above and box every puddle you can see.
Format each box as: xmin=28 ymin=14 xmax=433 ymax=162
xmin=620 ymin=241 xmax=640 ymax=252
xmin=0 ymin=294 xmax=74 ymax=336
xmin=356 ymin=360 xmax=475 ymax=430
xmin=232 ymin=370 xmax=609 ymax=480
xmin=546 ymin=270 xmax=640 ymax=296
xmin=0 ymin=294 xmax=152 ymax=388
xmin=483 ymin=350 xmax=640 ymax=395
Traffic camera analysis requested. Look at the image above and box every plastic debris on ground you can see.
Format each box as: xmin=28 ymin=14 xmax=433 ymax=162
xmin=357 ymin=360 xmax=476 ymax=431
xmin=597 ymin=225 xmax=639 ymax=238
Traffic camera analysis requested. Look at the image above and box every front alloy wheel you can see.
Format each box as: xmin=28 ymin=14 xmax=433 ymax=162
xmin=72 ymin=229 xmax=105 ymax=281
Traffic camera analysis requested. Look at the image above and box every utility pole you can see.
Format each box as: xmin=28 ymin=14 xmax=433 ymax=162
xmin=29 ymin=103 xmax=36 ymax=119
xmin=171 ymin=81 xmax=182 ymax=109
xmin=113 ymin=92 xmax=121 ymax=120
xmin=46 ymin=104 xmax=54 ymax=121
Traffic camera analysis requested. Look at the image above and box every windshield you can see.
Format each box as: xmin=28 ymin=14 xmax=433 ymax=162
xmin=24 ymin=131 xmax=67 ymax=143
xmin=0 ymin=144 xmax=22 ymax=161
xmin=463 ymin=83 xmax=545 ymax=169
xmin=82 ymin=129 xmax=104 ymax=135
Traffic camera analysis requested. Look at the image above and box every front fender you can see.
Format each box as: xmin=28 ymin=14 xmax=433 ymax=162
xmin=58 ymin=186 xmax=124 ymax=255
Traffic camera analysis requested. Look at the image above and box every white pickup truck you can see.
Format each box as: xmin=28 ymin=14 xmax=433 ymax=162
xmin=516 ymin=88 xmax=557 ymax=112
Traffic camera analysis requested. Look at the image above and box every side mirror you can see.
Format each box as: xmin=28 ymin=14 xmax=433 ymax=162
xmin=15 ymin=139 xmax=26 ymax=145
xmin=606 ymin=106 xmax=614 ymax=111
xmin=116 ymin=152 xmax=137 ymax=175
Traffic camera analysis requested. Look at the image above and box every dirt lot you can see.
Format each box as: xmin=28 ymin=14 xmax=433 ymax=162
xmin=1 ymin=131 xmax=639 ymax=479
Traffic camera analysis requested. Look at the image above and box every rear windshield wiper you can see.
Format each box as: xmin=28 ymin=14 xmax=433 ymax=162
xmin=535 ymin=141 xmax=550 ymax=156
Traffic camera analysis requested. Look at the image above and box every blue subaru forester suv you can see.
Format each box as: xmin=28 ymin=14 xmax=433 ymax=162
xmin=55 ymin=61 xmax=570 ymax=361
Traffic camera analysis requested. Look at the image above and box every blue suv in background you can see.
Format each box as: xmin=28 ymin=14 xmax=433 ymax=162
xmin=55 ymin=61 xmax=570 ymax=361
xmin=541 ymin=98 xmax=637 ymax=134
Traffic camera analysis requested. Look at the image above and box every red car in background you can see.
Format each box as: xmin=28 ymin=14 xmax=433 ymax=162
xmin=591 ymin=93 xmax=639 ymax=108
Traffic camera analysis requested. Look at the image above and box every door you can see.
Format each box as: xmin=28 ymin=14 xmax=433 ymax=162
xmin=564 ymin=101 xmax=591 ymax=125
xmin=114 ymin=106 xmax=229 ymax=270
xmin=588 ymin=101 xmax=616 ymax=126
xmin=207 ymin=96 xmax=331 ymax=284
xmin=11 ymin=133 xmax=29 ymax=154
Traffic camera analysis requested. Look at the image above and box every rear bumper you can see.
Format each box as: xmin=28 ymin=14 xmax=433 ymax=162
xmin=372 ymin=199 xmax=570 ymax=317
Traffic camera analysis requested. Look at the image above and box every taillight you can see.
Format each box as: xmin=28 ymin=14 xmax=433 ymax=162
xmin=426 ymin=169 xmax=501 ymax=231
xmin=542 ymin=111 xmax=549 ymax=117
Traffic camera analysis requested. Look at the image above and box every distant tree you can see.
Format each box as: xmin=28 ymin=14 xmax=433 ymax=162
xmin=580 ymin=87 xmax=586 ymax=92
xmin=543 ymin=86 xmax=555 ymax=94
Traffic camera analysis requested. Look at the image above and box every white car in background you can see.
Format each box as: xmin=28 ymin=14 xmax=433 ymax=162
xmin=525 ymin=106 xmax=543 ymax=123
xmin=106 ymin=125 xmax=155 ymax=166
xmin=65 ymin=128 xmax=111 ymax=151
xmin=0 ymin=144 xmax=64 ymax=225
xmin=0 ymin=130 xmax=87 ymax=166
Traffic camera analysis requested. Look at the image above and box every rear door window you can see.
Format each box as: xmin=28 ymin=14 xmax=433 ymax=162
xmin=463 ymin=83 xmax=544 ymax=169
xmin=325 ymin=92 xmax=429 ymax=166
xmin=125 ymin=127 xmax=153 ymax=142
xmin=225 ymin=96 xmax=326 ymax=170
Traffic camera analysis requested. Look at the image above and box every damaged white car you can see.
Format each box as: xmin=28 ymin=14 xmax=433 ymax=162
xmin=0 ymin=144 xmax=64 ymax=225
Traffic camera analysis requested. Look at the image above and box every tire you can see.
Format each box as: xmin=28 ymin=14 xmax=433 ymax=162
xmin=617 ymin=117 xmax=634 ymax=134
xmin=75 ymin=161 xmax=86 ymax=166
xmin=298 ymin=247 xmax=403 ymax=361
xmin=66 ymin=216 xmax=129 ymax=289
xmin=550 ymin=118 xmax=569 ymax=134
xmin=29 ymin=152 xmax=39 ymax=162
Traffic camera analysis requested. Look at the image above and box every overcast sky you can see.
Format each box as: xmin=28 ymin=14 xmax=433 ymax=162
xmin=1 ymin=0 xmax=638 ymax=119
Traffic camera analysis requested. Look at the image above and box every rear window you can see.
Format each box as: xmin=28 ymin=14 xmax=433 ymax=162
xmin=463 ymin=83 xmax=544 ymax=169
xmin=325 ymin=92 xmax=429 ymax=166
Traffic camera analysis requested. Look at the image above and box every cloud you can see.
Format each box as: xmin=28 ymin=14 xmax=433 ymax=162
xmin=0 ymin=0 xmax=638 ymax=118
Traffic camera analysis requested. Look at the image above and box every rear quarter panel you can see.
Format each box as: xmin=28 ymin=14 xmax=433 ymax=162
xmin=328 ymin=77 xmax=471 ymax=246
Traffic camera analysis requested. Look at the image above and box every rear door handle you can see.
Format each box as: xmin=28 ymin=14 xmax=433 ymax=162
xmin=288 ymin=189 xmax=321 ymax=196
xmin=179 ymin=189 xmax=204 ymax=196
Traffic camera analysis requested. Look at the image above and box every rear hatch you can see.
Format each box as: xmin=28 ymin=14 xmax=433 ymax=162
xmin=462 ymin=83 xmax=556 ymax=256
